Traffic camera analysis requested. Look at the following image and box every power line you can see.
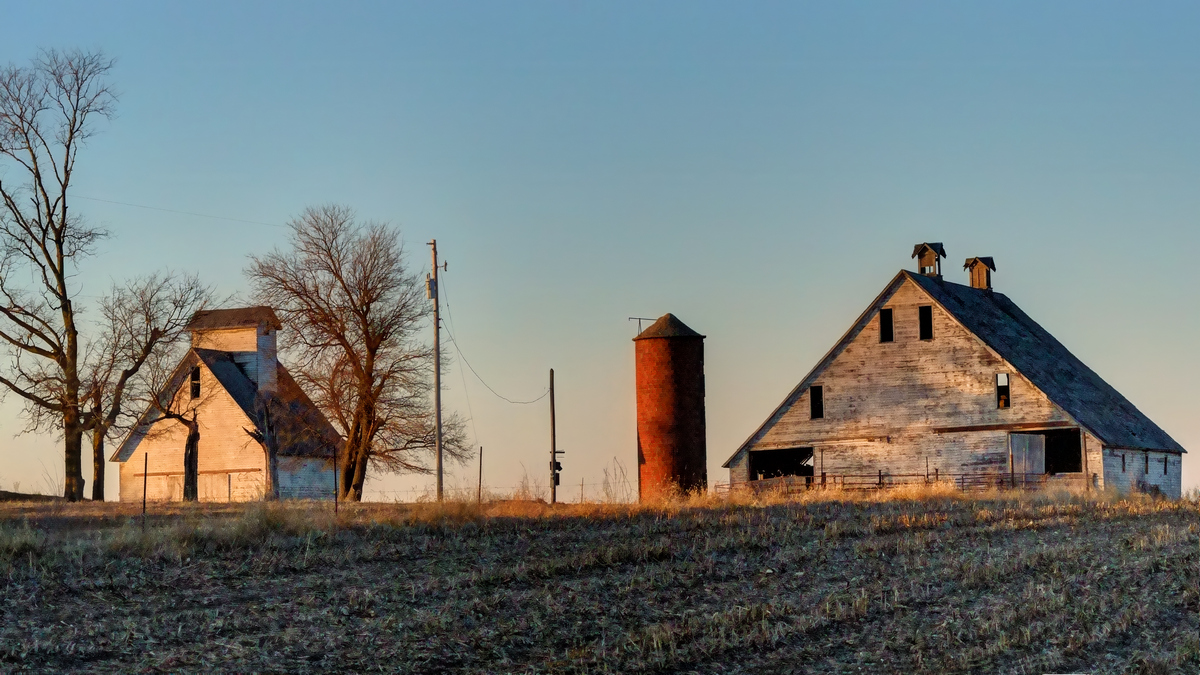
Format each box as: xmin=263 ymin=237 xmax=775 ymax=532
xmin=438 ymin=275 xmax=480 ymax=447
xmin=438 ymin=275 xmax=549 ymax=406
xmin=74 ymin=195 xmax=286 ymax=228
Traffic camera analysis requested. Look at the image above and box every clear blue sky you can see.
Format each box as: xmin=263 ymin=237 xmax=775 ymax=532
xmin=3 ymin=2 xmax=1198 ymax=498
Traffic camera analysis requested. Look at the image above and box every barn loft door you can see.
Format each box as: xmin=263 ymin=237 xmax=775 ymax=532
xmin=1010 ymin=433 xmax=1046 ymax=482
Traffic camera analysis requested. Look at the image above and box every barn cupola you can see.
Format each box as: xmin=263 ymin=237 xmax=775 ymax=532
xmin=186 ymin=306 xmax=282 ymax=395
xmin=911 ymin=242 xmax=946 ymax=278
xmin=964 ymin=257 xmax=996 ymax=290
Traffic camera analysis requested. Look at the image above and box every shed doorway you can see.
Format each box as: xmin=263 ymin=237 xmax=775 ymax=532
xmin=749 ymin=447 xmax=814 ymax=481
xmin=1010 ymin=428 xmax=1082 ymax=477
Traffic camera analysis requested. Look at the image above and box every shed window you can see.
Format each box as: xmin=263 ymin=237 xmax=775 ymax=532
xmin=996 ymin=373 xmax=1010 ymax=409
xmin=918 ymin=306 xmax=933 ymax=340
xmin=810 ymin=385 xmax=824 ymax=420
xmin=190 ymin=367 xmax=201 ymax=399
xmin=879 ymin=308 xmax=894 ymax=343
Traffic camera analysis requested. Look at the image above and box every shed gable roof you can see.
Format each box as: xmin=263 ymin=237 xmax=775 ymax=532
xmin=112 ymin=348 xmax=342 ymax=462
xmin=724 ymin=270 xmax=1183 ymax=467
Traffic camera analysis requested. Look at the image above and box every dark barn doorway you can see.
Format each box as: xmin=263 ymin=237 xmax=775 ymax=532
xmin=749 ymin=447 xmax=814 ymax=481
xmin=1043 ymin=428 xmax=1082 ymax=474
xmin=1011 ymin=428 xmax=1082 ymax=476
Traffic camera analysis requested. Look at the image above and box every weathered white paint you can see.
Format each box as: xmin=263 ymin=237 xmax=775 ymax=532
xmin=277 ymin=457 xmax=335 ymax=500
xmin=728 ymin=277 xmax=1109 ymax=489
xmin=118 ymin=360 xmax=266 ymax=502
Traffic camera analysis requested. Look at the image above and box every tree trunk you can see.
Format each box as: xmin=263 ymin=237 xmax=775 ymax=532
xmin=91 ymin=430 xmax=105 ymax=501
xmin=183 ymin=419 xmax=199 ymax=502
xmin=63 ymin=416 xmax=85 ymax=501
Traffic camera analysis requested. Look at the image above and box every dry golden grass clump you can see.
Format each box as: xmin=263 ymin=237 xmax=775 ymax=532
xmin=0 ymin=486 xmax=1196 ymax=674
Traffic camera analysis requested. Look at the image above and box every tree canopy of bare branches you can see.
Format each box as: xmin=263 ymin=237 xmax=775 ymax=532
xmin=81 ymin=273 xmax=211 ymax=500
xmin=247 ymin=205 xmax=468 ymax=501
xmin=0 ymin=49 xmax=117 ymax=500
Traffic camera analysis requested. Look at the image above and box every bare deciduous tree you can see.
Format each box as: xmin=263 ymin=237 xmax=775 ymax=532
xmin=81 ymin=273 xmax=210 ymax=500
xmin=0 ymin=49 xmax=116 ymax=500
xmin=247 ymin=204 xmax=468 ymax=501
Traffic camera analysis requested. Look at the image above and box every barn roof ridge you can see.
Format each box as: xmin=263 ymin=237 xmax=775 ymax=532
xmin=723 ymin=269 xmax=1183 ymax=468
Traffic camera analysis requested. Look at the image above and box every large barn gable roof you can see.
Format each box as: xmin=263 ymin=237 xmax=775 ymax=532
xmin=723 ymin=270 xmax=1183 ymax=467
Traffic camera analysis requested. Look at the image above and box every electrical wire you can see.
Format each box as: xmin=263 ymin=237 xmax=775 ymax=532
xmin=437 ymin=274 xmax=480 ymax=448
xmin=438 ymin=275 xmax=549 ymax=405
xmin=74 ymin=195 xmax=286 ymax=228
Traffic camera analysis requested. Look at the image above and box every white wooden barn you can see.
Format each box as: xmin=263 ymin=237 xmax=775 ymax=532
xmin=112 ymin=307 xmax=342 ymax=502
xmin=723 ymin=243 xmax=1186 ymax=498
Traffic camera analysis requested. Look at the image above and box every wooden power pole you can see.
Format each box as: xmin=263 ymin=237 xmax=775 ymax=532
xmin=428 ymin=240 xmax=444 ymax=502
xmin=549 ymin=369 xmax=559 ymax=504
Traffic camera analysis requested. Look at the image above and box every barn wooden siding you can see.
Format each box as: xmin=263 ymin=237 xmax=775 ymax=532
xmin=1102 ymin=449 xmax=1182 ymax=498
xmin=118 ymin=360 xmax=267 ymax=502
xmin=728 ymin=277 xmax=1106 ymax=488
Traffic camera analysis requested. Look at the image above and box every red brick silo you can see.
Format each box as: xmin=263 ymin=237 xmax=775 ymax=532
xmin=634 ymin=313 xmax=706 ymax=501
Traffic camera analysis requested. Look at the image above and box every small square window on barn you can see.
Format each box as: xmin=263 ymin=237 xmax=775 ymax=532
xmin=918 ymin=305 xmax=933 ymax=340
xmin=996 ymin=373 xmax=1010 ymax=409
xmin=879 ymin=308 xmax=894 ymax=343
xmin=810 ymin=385 xmax=824 ymax=420
xmin=190 ymin=367 xmax=201 ymax=399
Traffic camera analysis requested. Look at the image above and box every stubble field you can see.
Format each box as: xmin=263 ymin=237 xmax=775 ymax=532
xmin=1 ymin=487 xmax=1197 ymax=674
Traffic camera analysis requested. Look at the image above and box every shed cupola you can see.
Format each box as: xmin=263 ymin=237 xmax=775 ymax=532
xmin=964 ymin=257 xmax=996 ymax=290
xmin=912 ymin=242 xmax=946 ymax=278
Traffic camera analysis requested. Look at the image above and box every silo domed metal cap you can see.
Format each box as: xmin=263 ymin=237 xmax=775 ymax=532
xmin=633 ymin=313 xmax=705 ymax=340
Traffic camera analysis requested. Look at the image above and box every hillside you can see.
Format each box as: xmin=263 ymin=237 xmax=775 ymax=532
xmin=0 ymin=489 xmax=1196 ymax=674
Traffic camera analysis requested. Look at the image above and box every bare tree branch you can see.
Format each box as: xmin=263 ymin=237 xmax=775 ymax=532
xmin=247 ymin=204 xmax=470 ymax=501
xmin=0 ymin=48 xmax=116 ymax=500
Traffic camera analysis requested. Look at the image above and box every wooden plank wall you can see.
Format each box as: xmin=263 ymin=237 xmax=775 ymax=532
xmin=118 ymin=360 xmax=266 ymax=502
xmin=1102 ymin=448 xmax=1182 ymax=499
xmin=730 ymin=278 xmax=1084 ymax=484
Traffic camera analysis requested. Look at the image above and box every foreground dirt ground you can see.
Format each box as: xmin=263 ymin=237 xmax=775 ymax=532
xmin=0 ymin=489 xmax=1197 ymax=674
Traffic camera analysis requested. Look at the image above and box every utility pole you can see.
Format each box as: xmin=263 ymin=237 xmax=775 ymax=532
xmin=477 ymin=446 xmax=483 ymax=504
xmin=549 ymin=368 xmax=560 ymax=504
xmin=428 ymin=240 xmax=445 ymax=502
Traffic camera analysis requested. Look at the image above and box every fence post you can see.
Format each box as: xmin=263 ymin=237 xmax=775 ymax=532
xmin=878 ymin=469 xmax=883 ymax=488
xmin=821 ymin=472 xmax=826 ymax=489
xmin=934 ymin=468 xmax=939 ymax=483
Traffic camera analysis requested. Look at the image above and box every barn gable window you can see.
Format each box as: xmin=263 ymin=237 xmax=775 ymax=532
xmin=810 ymin=386 xmax=824 ymax=420
xmin=996 ymin=373 xmax=1010 ymax=409
xmin=918 ymin=305 xmax=933 ymax=340
xmin=190 ymin=367 xmax=201 ymax=399
xmin=879 ymin=308 xmax=894 ymax=343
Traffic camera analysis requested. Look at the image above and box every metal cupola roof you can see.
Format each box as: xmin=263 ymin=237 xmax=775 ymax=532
xmin=633 ymin=313 xmax=705 ymax=340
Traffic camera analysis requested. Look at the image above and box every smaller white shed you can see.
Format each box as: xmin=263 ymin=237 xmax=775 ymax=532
xmin=112 ymin=307 xmax=343 ymax=502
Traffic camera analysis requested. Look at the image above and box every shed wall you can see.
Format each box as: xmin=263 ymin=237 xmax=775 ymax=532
xmin=118 ymin=362 xmax=266 ymax=502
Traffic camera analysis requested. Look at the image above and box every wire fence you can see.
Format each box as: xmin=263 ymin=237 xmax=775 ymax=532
xmin=713 ymin=471 xmax=1094 ymax=496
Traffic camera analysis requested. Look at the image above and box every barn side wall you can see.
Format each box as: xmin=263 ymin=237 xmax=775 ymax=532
xmin=118 ymin=362 xmax=266 ymax=502
xmin=731 ymin=278 xmax=1083 ymax=484
xmin=1102 ymin=448 xmax=1182 ymax=499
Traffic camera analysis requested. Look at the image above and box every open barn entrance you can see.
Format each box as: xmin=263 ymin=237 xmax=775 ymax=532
xmin=749 ymin=447 xmax=814 ymax=481
xmin=1011 ymin=428 xmax=1082 ymax=476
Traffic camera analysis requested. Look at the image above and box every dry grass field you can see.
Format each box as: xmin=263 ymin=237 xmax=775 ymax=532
xmin=0 ymin=487 xmax=1197 ymax=674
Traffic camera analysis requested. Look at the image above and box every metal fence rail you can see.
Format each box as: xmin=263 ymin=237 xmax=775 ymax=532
xmin=713 ymin=471 xmax=1090 ymax=496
